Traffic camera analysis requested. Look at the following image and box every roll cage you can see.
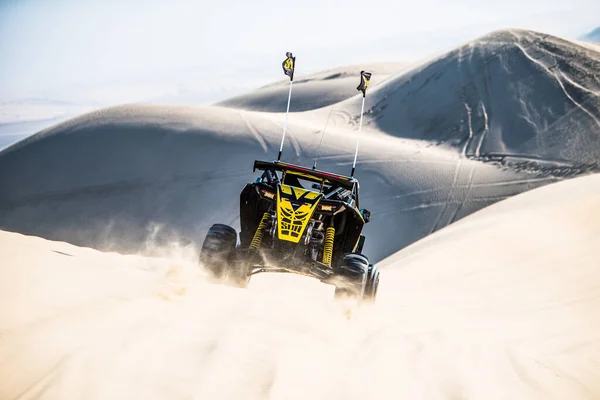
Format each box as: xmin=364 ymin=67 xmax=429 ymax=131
xmin=252 ymin=160 xmax=361 ymax=208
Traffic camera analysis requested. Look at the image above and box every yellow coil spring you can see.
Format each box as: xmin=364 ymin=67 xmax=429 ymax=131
xmin=322 ymin=226 xmax=335 ymax=266
xmin=250 ymin=212 xmax=271 ymax=249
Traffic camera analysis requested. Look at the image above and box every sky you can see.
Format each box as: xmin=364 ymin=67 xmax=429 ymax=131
xmin=0 ymin=0 xmax=599 ymax=107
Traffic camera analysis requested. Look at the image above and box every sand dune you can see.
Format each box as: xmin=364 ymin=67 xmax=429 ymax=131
xmin=336 ymin=29 xmax=600 ymax=166
xmin=0 ymin=102 xmax=561 ymax=263
xmin=1 ymin=172 xmax=598 ymax=400
xmin=1 ymin=27 xmax=600 ymax=399
xmin=581 ymin=26 xmax=600 ymax=43
xmin=4 ymin=30 xmax=597 ymax=261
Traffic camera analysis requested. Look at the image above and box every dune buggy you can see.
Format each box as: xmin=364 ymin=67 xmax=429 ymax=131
xmin=199 ymin=160 xmax=379 ymax=302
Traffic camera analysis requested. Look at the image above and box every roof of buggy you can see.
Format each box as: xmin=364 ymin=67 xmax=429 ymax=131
xmin=253 ymin=160 xmax=356 ymax=190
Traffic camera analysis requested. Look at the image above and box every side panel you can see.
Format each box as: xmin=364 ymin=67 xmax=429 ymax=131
xmin=345 ymin=210 xmax=365 ymax=253
xmin=355 ymin=235 xmax=366 ymax=254
xmin=331 ymin=208 xmax=365 ymax=264
xmin=239 ymin=184 xmax=275 ymax=248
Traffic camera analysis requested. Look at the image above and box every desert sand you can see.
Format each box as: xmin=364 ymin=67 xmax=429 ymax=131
xmin=1 ymin=171 xmax=599 ymax=400
xmin=0 ymin=28 xmax=599 ymax=399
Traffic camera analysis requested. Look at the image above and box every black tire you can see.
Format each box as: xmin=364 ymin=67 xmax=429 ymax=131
xmin=334 ymin=253 xmax=369 ymax=301
xmin=363 ymin=264 xmax=380 ymax=302
xmin=199 ymin=224 xmax=248 ymax=287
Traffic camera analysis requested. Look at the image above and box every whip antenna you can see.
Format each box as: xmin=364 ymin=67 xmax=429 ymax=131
xmin=351 ymin=70 xmax=372 ymax=177
xmin=312 ymin=104 xmax=336 ymax=170
xmin=278 ymin=52 xmax=296 ymax=161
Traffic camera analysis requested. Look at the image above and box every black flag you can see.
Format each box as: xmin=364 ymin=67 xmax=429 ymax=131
xmin=356 ymin=70 xmax=372 ymax=97
xmin=282 ymin=52 xmax=295 ymax=81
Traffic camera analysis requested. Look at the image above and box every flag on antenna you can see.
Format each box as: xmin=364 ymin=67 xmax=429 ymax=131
xmin=282 ymin=52 xmax=296 ymax=80
xmin=356 ymin=71 xmax=372 ymax=97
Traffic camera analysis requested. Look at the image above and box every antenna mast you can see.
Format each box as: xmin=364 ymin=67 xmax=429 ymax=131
xmin=351 ymin=71 xmax=371 ymax=177
xmin=278 ymin=52 xmax=296 ymax=161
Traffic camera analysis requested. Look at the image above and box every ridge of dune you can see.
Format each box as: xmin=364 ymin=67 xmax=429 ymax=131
xmin=1 ymin=172 xmax=599 ymax=399
xmin=258 ymin=62 xmax=410 ymax=89
xmin=332 ymin=29 xmax=600 ymax=166
xmin=215 ymin=62 xmax=410 ymax=112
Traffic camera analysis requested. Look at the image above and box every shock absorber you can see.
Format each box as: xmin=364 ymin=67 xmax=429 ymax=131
xmin=322 ymin=225 xmax=335 ymax=266
xmin=250 ymin=212 xmax=271 ymax=249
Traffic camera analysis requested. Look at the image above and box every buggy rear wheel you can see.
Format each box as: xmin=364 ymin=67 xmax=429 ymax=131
xmin=334 ymin=253 xmax=369 ymax=301
xmin=334 ymin=254 xmax=379 ymax=303
xmin=199 ymin=224 xmax=249 ymax=287
xmin=363 ymin=264 xmax=380 ymax=303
